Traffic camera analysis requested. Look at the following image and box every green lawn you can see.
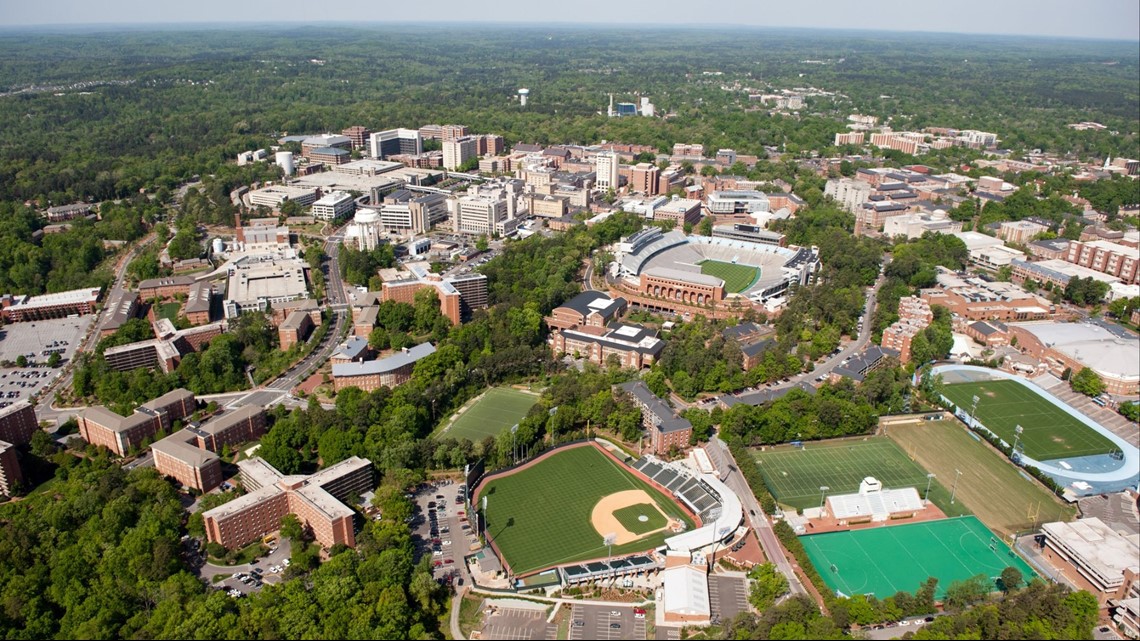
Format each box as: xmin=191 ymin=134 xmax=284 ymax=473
xmin=157 ymin=302 xmax=181 ymax=321
xmin=613 ymin=503 xmax=666 ymax=535
xmin=477 ymin=445 xmax=694 ymax=575
xmin=699 ymin=260 xmax=759 ymax=293
xmin=751 ymin=438 xmax=970 ymax=517
xmin=886 ymin=419 xmax=1076 ymax=538
xmin=941 ymin=379 xmax=1119 ymax=460
xmin=442 ymin=387 xmax=539 ymax=443
xmin=802 ymin=516 xmax=1035 ymax=599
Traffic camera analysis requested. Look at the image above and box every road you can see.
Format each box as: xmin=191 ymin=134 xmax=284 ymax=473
xmin=36 ymin=233 xmax=158 ymax=425
xmin=705 ymin=437 xmax=807 ymax=597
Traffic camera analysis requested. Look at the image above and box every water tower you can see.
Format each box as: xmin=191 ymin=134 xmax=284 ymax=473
xmin=518 ymin=88 xmax=529 ymax=107
xmin=275 ymin=151 xmax=294 ymax=176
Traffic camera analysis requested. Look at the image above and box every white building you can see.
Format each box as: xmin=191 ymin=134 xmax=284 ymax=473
xmin=882 ymin=210 xmax=963 ymax=239
xmin=596 ymin=151 xmax=620 ymax=191
xmin=824 ymin=178 xmax=873 ymax=213
xmin=442 ymin=136 xmax=478 ymax=170
xmin=454 ymin=194 xmax=511 ymax=236
xmin=248 ymin=185 xmax=319 ymax=209
xmin=825 ymin=477 xmax=925 ymax=524
xmin=311 ymin=191 xmax=356 ymax=221
xmin=706 ymin=190 xmax=770 ymax=215
xmin=369 ymin=128 xmax=423 ymax=159
xmin=1041 ymin=518 xmax=1140 ymax=600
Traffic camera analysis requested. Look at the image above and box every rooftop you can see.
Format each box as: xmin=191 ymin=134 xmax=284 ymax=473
xmin=1012 ymin=321 xmax=1140 ymax=380
xmin=1042 ymin=518 xmax=1140 ymax=585
xmin=6 ymin=287 xmax=101 ymax=311
xmin=151 ymin=431 xmax=219 ymax=468
xmin=331 ymin=343 xmax=436 ymax=378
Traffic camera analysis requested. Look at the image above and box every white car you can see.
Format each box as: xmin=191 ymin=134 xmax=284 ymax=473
xmin=283 ymin=558 xmax=290 ymax=567
xmin=433 ymin=550 xmax=444 ymax=556
xmin=441 ymin=540 xmax=451 ymax=547
xmin=610 ymin=610 xmax=621 ymax=616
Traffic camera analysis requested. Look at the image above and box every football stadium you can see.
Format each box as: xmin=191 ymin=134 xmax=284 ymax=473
xmin=614 ymin=228 xmax=820 ymax=317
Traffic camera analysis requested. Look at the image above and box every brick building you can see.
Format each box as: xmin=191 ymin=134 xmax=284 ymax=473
xmin=139 ymin=276 xmax=196 ymax=301
xmin=881 ymin=296 xmax=934 ymax=364
xmin=188 ymin=405 xmax=267 ymax=453
xmin=1007 ymin=322 xmax=1139 ymax=395
xmin=202 ymin=456 xmax=373 ymax=550
xmin=332 ymin=343 xmax=436 ymax=392
xmin=152 ymin=431 xmax=223 ymax=493
xmin=1 ymin=287 xmax=101 ymax=322
xmin=279 ymin=310 xmax=314 ymax=350
xmin=0 ymin=441 xmax=22 ymax=496
xmin=78 ymin=389 xmax=196 ymax=456
xmin=1065 ymin=240 xmax=1139 ymax=284
xmin=544 ymin=291 xmax=627 ymax=331
xmin=617 ymin=381 xmax=692 ymax=455
xmin=0 ymin=401 xmax=38 ymax=447
xmin=549 ymin=322 xmax=665 ymax=369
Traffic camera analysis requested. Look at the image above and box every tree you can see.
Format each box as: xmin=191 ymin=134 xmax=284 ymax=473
xmin=475 ymin=235 xmax=489 ymax=252
xmin=748 ymin=563 xmax=790 ymax=610
xmin=48 ymin=351 xmax=62 ymax=367
xmin=999 ymin=566 xmax=1023 ymax=592
xmin=698 ymin=216 xmax=714 ymax=236
xmin=280 ymin=514 xmax=304 ymax=542
xmin=15 ymin=354 xmax=26 ymax=367
xmin=1070 ymin=367 xmax=1106 ymax=397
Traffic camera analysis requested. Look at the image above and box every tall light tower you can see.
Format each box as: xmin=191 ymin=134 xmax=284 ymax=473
xmin=924 ymin=473 xmax=936 ymax=505
xmin=970 ymin=395 xmax=980 ymax=426
xmin=1012 ymin=424 xmax=1024 ymax=462
xmin=819 ymin=485 xmax=830 ymax=513
xmin=951 ymin=468 xmax=963 ymax=504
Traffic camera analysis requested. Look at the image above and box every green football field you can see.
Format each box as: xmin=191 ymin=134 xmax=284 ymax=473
xmin=801 ymin=516 xmax=1036 ymax=599
xmin=699 ymin=260 xmax=759 ymax=293
xmin=442 ymin=387 xmax=538 ymax=443
xmin=477 ymin=445 xmax=694 ymax=575
xmin=942 ymin=379 xmax=1119 ymax=460
xmin=752 ymin=439 xmax=969 ymax=517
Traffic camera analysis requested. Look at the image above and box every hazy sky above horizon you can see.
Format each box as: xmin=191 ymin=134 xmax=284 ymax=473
xmin=2 ymin=0 xmax=1138 ymax=41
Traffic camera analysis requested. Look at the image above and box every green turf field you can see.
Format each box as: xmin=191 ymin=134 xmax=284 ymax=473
xmin=886 ymin=419 xmax=1076 ymax=538
xmin=699 ymin=260 xmax=759 ymax=293
xmin=613 ymin=503 xmax=666 ymax=535
xmin=443 ymin=387 xmax=538 ymax=443
xmin=942 ymin=379 xmax=1118 ymax=460
xmin=479 ymin=445 xmax=694 ymax=575
xmin=752 ymin=439 xmax=969 ymax=517
xmin=801 ymin=516 xmax=1035 ymax=599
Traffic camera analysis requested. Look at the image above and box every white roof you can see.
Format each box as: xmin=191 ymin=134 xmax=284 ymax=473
xmin=665 ymin=471 xmax=743 ymax=553
xmin=952 ymin=231 xmax=1004 ymax=252
xmin=1012 ymin=322 xmax=1140 ymax=380
xmin=827 ymin=487 xmax=924 ymax=521
xmin=1042 ymin=518 xmax=1140 ymax=585
xmin=661 ymin=565 xmax=710 ymax=617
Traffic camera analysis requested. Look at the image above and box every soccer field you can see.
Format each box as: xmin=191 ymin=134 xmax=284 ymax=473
xmin=442 ymin=387 xmax=538 ymax=443
xmin=942 ymin=379 xmax=1119 ymax=461
xmin=886 ymin=419 xmax=1076 ymax=538
xmin=699 ymin=260 xmax=759 ymax=293
xmin=752 ymin=439 xmax=969 ymax=516
xmin=801 ymin=516 xmax=1036 ymax=599
xmin=477 ymin=445 xmax=693 ymax=575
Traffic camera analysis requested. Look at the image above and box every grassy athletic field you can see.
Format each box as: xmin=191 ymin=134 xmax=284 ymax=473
xmin=613 ymin=503 xmax=667 ymax=535
xmin=699 ymin=260 xmax=759 ymax=293
xmin=801 ymin=516 xmax=1035 ymax=599
xmin=442 ymin=387 xmax=538 ymax=443
xmin=751 ymin=438 xmax=970 ymax=517
xmin=941 ymin=379 xmax=1118 ymax=460
xmin=479 ymin=445 xmax=693 ymax=575
xmin=886 ymin=419 xmax=1076 ymax=538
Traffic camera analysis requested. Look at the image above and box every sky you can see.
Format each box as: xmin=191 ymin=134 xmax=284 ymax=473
xmin=1 ymin=0 xmax=1138 ymax=41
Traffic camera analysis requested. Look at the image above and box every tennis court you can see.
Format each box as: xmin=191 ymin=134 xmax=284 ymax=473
xmin=942 ymin=379 xmax=1119 ymax=460
xmin=801 ymin=516 xmax=1035 ymax=599
xmin=752 ymin=439 xmax=967 ymax=516
xmin=442 ymin=387 xmax=539 ymax=443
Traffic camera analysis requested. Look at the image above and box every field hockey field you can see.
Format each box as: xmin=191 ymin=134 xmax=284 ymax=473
xmin=441 ymin=387 xmax=538 ymax=443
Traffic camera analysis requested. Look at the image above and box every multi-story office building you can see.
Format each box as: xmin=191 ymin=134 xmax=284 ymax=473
xmin=824 ymin=178 xmax=873 ymax=213
xmin=380 ymin=266 xmax=488 ymax=325
xmin=881 ymin=296 xmax=933 ymax=364
xmin=377 ymin=191 xmax=449 ymax=235
xmin=834 ymin=132 xmax=865 ymax=146
xmin=442 ymin=136 xmax=478 ymax=170
xmin=998 ymin=220 xmax=1049 ymax=245
xmin=454 ymin=193 xmax=510 ymax=235
xmin=550 ymin=322 xmax=665 ymax=370
xmin=630 ymin=163 xmax=660 ymax=195
xmin=440 ymin=124 xmax=469 ymax=141
xmin=247 ymin=185 xmax=320 ymax=210
xmin=332 ymin=342 xmax=437 ymax=392
xmin=341 ymin=126 xmax=370 ymax=150
xmin=369 ymin=128 xmax=423 ymax=159
xmin=446 ymin=274 xmax=490 ymax=321
xmin=653 ymin=197 xmax=702 ymax=227
xmin=301 ymin=134 xmax=352 ymax=157
xmin=596 ymin=151 xmax=620 ymax=191
xmin=477 ymin=134 xmax=505 ymax=156
xmin=0 ymin=441 xmax=22 ymax=496
xmin=0 ymin=401 xmax=38 ymax=447
xmin=706 ymin=190 xmax=770 ymax=216
xmin=78 ymin=389 xmax=196 ymax=456
xmin=1041 ymin=518 xmax=1140 ymax=604
xmin=203 ymin=456 xmax=373 ymax=550
xmin=311 ymin=191 xmax=356 ymax=221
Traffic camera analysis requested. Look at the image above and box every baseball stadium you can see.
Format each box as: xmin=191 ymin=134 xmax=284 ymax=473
xmin=470 ymin=442 xmax=744 ymax=577
xmin=613 ymin=228 xmax=820 ymax=317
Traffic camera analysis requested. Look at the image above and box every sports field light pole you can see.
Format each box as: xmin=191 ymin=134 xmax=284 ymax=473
xmin=819 ymin=486 xmax=829 ymax=514
xmin=924 ymin=473 xmax=936 ymax=505
xmin=970 ymin=395 xmax=980 ymax=426
xmin=511 ymin=424 xmax=519 ymax=465
xmin=604 ymin=533 xmax=616 ymax=561
xmin=950 ymin=468 xmax=962 ymax=504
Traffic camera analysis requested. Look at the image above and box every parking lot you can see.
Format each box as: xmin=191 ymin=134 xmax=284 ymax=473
xmin=410 ymin=478 xmax=479 ymax=586
xmin=568 ymin=604 xmax=646 ymax=640
xmin=480 ymin=604 xmax=554 ymax=640
xmin=0 ymin=317 xmax=90 ymax=407
xmin=708 ymin=574 xmax=750 ymax=625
